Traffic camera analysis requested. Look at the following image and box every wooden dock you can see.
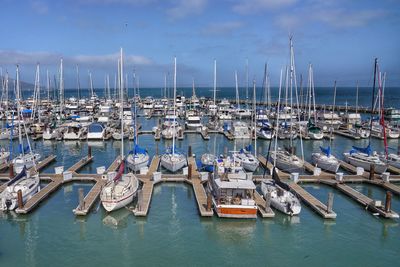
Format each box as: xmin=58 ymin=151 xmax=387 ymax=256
xmin=29 ymin=155 xmax=57 ymax=174
xmin=16 ymin=177 xmax=63 ymax=214
xmin=73 ymin=179 xmax=106 ymax=216
xmin=67 ymin=155 xmax=93 ymax=173
xmin=334 ymin=130 xmax=360 ymax=140
xmin=254 ymin=190 xmax=275 ymax=217
xmin=133 ymin=156 xmax=160 ymax=216
xmin=283 ymin=180 xmax=337 ymax=219
xmin=303 ymin=160 xmax=335 ymax=178
xmin=320 ymin=179 xmax=399 ymax=218
xmin=106 ymin=155 xmax=122 ymax=172
xmin=191 ymin=177 xmax=213 ymax=216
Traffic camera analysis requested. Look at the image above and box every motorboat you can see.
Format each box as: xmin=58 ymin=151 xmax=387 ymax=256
xmin=87 ymin=122 xmax=106 ymax=140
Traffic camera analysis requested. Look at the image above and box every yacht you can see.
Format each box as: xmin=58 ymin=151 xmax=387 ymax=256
xmin=270 ymin=149 xmax=304 ymax=173
xmin=229 ymin=121 xmax=251 ymax=139
xmin=261 ymin=179 xmax=301 ymax=215
xmin=64 ymin=123 xmax=87 ymax=140
xmin=87 ymin=122 xmax=106 ymax=140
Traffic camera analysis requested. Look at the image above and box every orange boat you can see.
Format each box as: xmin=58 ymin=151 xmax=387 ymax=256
xmin=208 ymin=160 xmax=258 ymax=219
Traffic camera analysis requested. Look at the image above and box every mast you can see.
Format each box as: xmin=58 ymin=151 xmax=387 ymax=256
xmin=120 ymin=48 xmax=124 ymax=159
xmin=172 ymin=57 xmax=177 ymax=155
xmin=369 ymin=58 xmax=378 ymax=145
xmin=355 ymin=81 xmax=359 ymax=115
xmin=273 ymin=69 xmax=283 ymax=167
xmin=16 ymin=65 xmax=23 ymax=157
xmin=59 ymin=59 xmax=64 ymax=120
xmin=213 ymin=59 xmax=216 ymax=107
xmin=245 ymin=58 xmax=249 ymax=109
xmin=46 ymin=69 xmax=50 ymax=104
xmin=76 ymin=65 xmax=81 ymax=100
xmin=89 ymin=71 xmax=94 ymax=98
xmin=253 ymin=79 xmax=257 ymax=157
xmin=235 ymin=71 xmax=239 ymax=109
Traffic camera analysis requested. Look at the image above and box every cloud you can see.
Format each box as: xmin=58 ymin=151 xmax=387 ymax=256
xmin=0 ymin=50 xmax=153 ymax=67
xmin=31 ymin=0 xmax=49 ymax=15
xmin=166 ymin=0 xmax=207 ymax=20
xmin=77 ymin=0 xmax=155 ymax=5
xmin=233 ymin=0 xmax=298 ymax=14
xmin=201 ymin=21 xmax=244 ymax=36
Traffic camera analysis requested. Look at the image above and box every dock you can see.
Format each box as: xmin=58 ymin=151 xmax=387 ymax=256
xmin=67 ymin=155 xmax=93 ymax=173
xmin=334 ymin=130 xmax=360 ymax=140
xmin=134 ymin=156 xmax=160 ymax=216
xmin=320 ymin=179 xmax=399 ymax=218
xmin=73 ymin=179 xmax=106 ymax=216
xmin=16 ymin=176 xmax=63 ymax=214
xmin=284 ymin=181 xmax=337 ymax=219
xmin=29 ymin=154 xmax=57 ymax=174
xmin=253 ymin=190 xmax=275 ymax=217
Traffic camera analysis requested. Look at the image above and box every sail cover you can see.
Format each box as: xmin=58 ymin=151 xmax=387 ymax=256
xmin=350 ymin=144 xmax=372 ymax=156
xmin=320 ymin=146 xmax=331 ymax=157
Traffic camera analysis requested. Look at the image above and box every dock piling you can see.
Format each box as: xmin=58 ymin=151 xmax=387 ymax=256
xmin=327 ymin=192 xmax=334 ymax=213
xmin=188 ymin=164 xmax=192 ymax=180
xmin=17 ymin=190 xmax=23 ymax=209
xmin=188 ymin=146 xmax=192 ymax=157
xmin=206 ymin=192 xmax=212 ymax=212
xmin=265 ymin=192 xmax=271 ymax=208
xmin=78 ymin=188 xmax=85 ymax=210
xmin=369 ymin=165 xmax=375 ymax=180
xmin=88 ymin=146 xmax=92 ymax=158
xmin=385 ymin=191 xmax=392 ymax=212
xmin=9 ymin=164 xmax=14 ymax=178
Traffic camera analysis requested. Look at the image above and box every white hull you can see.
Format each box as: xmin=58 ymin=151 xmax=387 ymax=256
xmin=0 ymin=174 xmax=40 ymax=211
xmin=311 ymin=153 xmax=340 ymax=173
xmin=160 ymin=154 xmax=187 ymax=172
xmin=343 ymin=153 xmax=387 ymax=174
xmin=261 ymin=180 xmax=301 ymax=215
xmin=126 ymin=153 xmax=150 ymax=172
xmin=12 ymin=154 xmax=41 ymax=174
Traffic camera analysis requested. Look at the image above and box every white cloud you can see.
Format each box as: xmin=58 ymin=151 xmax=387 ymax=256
xmin=31 ymin=0 xmax=49 ymax=15
xmin=166 ymin=0 xmax=207 ymax=20
xmin=233 ymin=0 xmax=298 ymax=14
xmin=0 ymin=50 xmax=153 ymax=67
xmin=201 ymin=21 xmax=244 ymax=36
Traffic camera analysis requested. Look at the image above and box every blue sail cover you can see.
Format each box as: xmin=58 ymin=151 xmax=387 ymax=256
xmin=19 ymin=144 xmax=31 ymax=154
xmin=350 ymin=144 xmax=372 ymax=156
xmin=7 ymin=167 xmax=27 ymax=186
xmin=129 ymin=144 xmax=147 ymax=155
xmin=320 ymin=146 xmax=331 ymax=157
xmin=6 ymin=123 xmax=14 ymax=129
xmin=245 ymin=144 xmax=253 ymax=152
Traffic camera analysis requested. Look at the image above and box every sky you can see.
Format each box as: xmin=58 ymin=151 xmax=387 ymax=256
xmin=0 ymin=0 xmax=399 ymax=88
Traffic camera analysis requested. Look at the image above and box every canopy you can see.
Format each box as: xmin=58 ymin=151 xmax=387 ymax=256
xmin=320 ymin=146 xmax=331 ymax=157
xmin=350 ymin=144 xmax=372 ymax=156
xmin=129 ymin=144 xmax=147 ymax=155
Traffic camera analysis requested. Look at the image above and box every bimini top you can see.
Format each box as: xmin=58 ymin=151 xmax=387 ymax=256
xmin=88 ymin=122 xmax=105 ymax=133
xmin=215 ymin=178 xmax=256 ymax=190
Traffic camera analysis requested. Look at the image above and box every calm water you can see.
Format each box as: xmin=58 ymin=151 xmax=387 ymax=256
xmin=1 ymin=117 xmax=400 ymax=266
xmin=18 ymin=86 xmax=400 ymax=109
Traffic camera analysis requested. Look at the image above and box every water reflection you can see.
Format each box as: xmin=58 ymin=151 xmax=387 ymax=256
xmin=102 ymin=208 xmax=132 ymax=229
xmin=204 ymin=219 xmax=257 ymax=244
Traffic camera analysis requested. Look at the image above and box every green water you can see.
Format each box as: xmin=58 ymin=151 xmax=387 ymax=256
xmin=1 ymin=117 xmax=399 ymax=266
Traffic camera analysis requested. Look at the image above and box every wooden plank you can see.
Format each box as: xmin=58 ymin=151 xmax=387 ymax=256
xmin=15 ymin=177 xmax=63 ymax=214
xmin=134 ymin=179 xmax=154 ymax=216
xmin=29 ymin=155 xmax=57 ymax=175
xmin=253 ymin=190 xmax=275 ymax=217
xmin=284 ymin=181 xmax=337 ymax=219
xmin=106 ymin=155 xmax=122 ymax=173
xmin=73 ymin=179 xmax=106 ymax=216
xmin=148 ymin=156 xmax=160 ymax=174
xmin=67 ymin=155 xmax=94 ymax=173
xmin=320 ymin=180 xmax=399 ymax=218
xmin=191 ymin=177 xmax=213 ymax=217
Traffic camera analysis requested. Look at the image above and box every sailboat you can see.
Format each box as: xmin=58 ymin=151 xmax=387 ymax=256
xmin=344 ymin=59 xmax=388 ymax=174
xmin=100 ymin=48 xmax=139 ymax=212
xmin=270 ymin=37 xmax=304 ymax=173
xmin=0 ymin=168 xmax=40 ymax=211
xmin=127 ymin=85 xmax=149 ymax=172
xmin=160 ymin=57 xmax=187 ymax=173
xmin=261 ymin=179 xmax=301 ymax=215
xmin=12 ymin=65 xmax=41 ymax=174
xmin=304 ymin=64 xmax=323 ymax=140
xmin=232 ymin=81 xmax=260 ymax=172
xmin=311 ymin=146 xmax=340 ymax=173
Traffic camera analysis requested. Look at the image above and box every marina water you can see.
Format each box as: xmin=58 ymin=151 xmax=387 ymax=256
xmin=1 ymin=87 xmax=400 ymax=266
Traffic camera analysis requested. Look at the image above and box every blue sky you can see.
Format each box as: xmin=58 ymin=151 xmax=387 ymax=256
xmin=0 ymin=0 xmax=399 ymax=88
